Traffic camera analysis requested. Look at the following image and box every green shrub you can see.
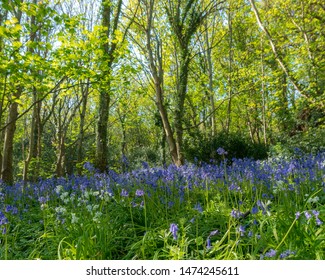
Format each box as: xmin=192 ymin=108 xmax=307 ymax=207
xmin=184 ymin=131 xmax=269 ymax=163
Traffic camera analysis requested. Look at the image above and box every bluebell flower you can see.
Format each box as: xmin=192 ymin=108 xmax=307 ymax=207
xmin=316 ymin=218 xmax=323 ymax=226
xmin=38 ymin=196 xmax=49 ymax=205
xmin=229 ymin=183 xmax=241 ymax=192
xmin=304 ymin=211 xmax=312 ymax=220
xmin=231 ymin=209 xmax=242 ymax=219
xmin=121 ymin=189 xmax=129 ymax=197
xmin=217 ymin=147 xmax=227 ymax=156
xmin=264 ymin=249 xmax=277 ymax=258
xmin=280 ymin=250 xmax=296 ymax=259
xmin=194 ymin=202 xmax=203 ymax=213
xmin=170 ymin=223 xmax=178 ymax=240
xmin=251 ymin=206 xmax=259 ymax=215
xmin=0 ymin=212 xmax=8 ymax=225
xmin=5 ymin=205 xmax=18 ymax=215
xmin=135 ymin=189 xmax=144 ymax=197
xmin=206 ymin=237 xmax=212 ymax=249
xmin=209 ymin=229 xmax=219 ymax=237
xmin=237 ymin=225 xmax=246 ymax=236
xmin=83 ymin=162 xmax=95 ymax=172
xmin=312 ymin=210 xmax=319 ymax=218
xmin=295 ymin=212 xmax=301 ymax=219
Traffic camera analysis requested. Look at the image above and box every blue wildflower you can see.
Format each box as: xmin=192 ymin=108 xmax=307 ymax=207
xmin=231 ymin=209 xmax=242 ymax=219
xmin=135 ymin=189 xmax=144 ymax=197
xmin=217 ymin=147 xmax=228 ymax=156
xmin=170 ymin=223 xmax=178 ymax=240
xmin=237 ymin=225 xmax=246 ymax=236
xmin=209 ymin=229 xmax=219 ymax=237
xmin=206 ymin=238 xmax=212 ymax=249
xmin=121 ymin=189 xmax=129 ymax=197
xmin=280 ymin=250 xmax=296 ymax=259
xmin=295 ymin=212 xmax=301 ymax=219
xmin=83 ymin=162 xmax=95 ymax=172
xmin=264 ymin=249 xmax=277 ymax=258
xmin=0 ymin=212 xmax=8 ymax=225
xmin=312 ymin=210 xmax=319 ymax=218
xmin=304 ymin=211 xmax=312 ymax=220
xmin=38 ymin=196 xmax=49 ymax=204
xmin=251 ymin=206 xmax=259 ymax=215
xmin=316 ymin=218 xmax=323 ymax=226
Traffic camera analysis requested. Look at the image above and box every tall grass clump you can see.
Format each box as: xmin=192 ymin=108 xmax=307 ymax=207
xmin=0 ymin=151 xmax=324 ymax=259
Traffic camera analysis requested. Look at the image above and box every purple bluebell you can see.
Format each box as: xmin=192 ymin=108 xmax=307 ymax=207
xmin=83 ymin=162 xmax=95 ymax=172
xmin=217 ymin=147 xmax=228 ymax=156
xmin=170 ymin=223 xmax=178 ymax=240
xmin=5 ymin=205 xmax=18 ymax=215
xmin=295 ymin=212 xmax=301 ymax=219
xmin=237 ymin=225 xmax=246 ymax=236
xmin=135 ymin=189 xmax=145 ymax=197
xmin=231 ymin=209 xmax=242 ymax=219
xmin=280 ymin=250 xmax=296 ymax=259
xmin=229 ymin=183 xmax=241 ymax=192
xmin=264 ymin=249 xmax=277 ymax=258
xmin=0 ymin=212 xmax=8 ymax=225
xmin=121 ymin=189 xmax=129 ymax=197
xmin=312 ymin=210 xmax=319 ymax=218
xmin=304 ymin=211 xmax=312 ymax=220
xmin=206 ymin=238 xmax=212 ymax=249
xmin=209 ymin=229 xmax=219 ymax=237
xmin=38 ymin=196 xmax=49 ymax=204
xmin=251 ymin=206 xmax=259 ymax=215
xmin=316 ymin=218 xmax=323 ymax=226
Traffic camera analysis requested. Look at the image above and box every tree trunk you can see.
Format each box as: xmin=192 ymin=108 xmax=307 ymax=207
xmin=77 ymin=81 xmax=89 ymax=175
xmin=96 ymin=87 xmax=110 ymax=172
xmin=96 ymin=0 xmax=123 ymax=172
xmin=226 ymin=4 xmax=233 ymax=134
xmin=204 ymin=20 xmax=216 ymax=137
xmin=174 ymin=50 xmax=190 ymax=166
xmin=145 ymin=0 xmax=180 ymax=166
xmin=1 ymin=89 xmax=21 ymax=185
xmin=23 ymin=0 xmax=40 ymax=182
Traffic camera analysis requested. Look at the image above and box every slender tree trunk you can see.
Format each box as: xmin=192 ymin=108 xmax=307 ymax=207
xmin=204 ymin=21 xmax=216 ymax=137
xmin=261 ymin=36 xmax=267 ymax=145
xmin=23 ymin=0 xmax=39 ymax=182
xmin=77 ymin=81 xmax=89 ymax=175
xmin=96 ymin=86 xmax=110 ymax=172
xmin=145 ymin=0 xmax=180 ymax=165
xmin=1 ymin=89 xmax=21 ymax=185
xmin=23 ymin=89 xmax=37 ymax=181
xmin=96 ymin=0 xmax=123 ymax=172
xmin=55 ymin=134 xmax=66 ymax=177
xmin=226 ymin=4 xmax=233 ymax=134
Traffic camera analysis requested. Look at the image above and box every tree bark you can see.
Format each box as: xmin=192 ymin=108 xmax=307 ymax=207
xmin=1 ymin=89 xmax=22 ymax=185
xmin=96 ymin=0 xmax=123 ymax=172
xmin=145 ymin=0 xmax=180 ymax=165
